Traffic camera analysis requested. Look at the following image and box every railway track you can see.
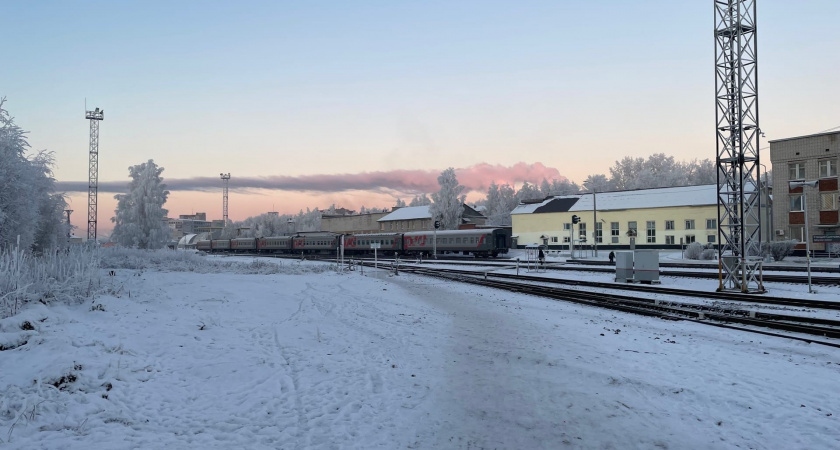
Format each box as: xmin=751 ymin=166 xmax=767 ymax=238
xmin=363 ymin=261 xmax=840 ymax=348
xmin=373 ymin=256 xmax=840 ymax=286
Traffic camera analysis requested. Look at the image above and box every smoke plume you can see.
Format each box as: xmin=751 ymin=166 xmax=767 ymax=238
xmin=56 ymin=162 xmax=566 ymax=195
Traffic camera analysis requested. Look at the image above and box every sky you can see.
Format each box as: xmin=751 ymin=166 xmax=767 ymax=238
xmin=3 ymin=0 xmax=840 ymax=235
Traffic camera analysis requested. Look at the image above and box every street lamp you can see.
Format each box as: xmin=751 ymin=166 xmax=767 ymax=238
xmin=789 ymin=180 xmax=818 ymax=293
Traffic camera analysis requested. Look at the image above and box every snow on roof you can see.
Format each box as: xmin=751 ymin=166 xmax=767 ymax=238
xmin=512 ymin=185 xmax=718 ymax=215
xmin=510 ymin=196 xmax=578 ymax=215
xmin=378 ymin=205 xmax=431 ymax=222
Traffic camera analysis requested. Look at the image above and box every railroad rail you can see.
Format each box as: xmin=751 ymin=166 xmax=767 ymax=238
xmin=370 ymin=256 xmax=840 ymax=286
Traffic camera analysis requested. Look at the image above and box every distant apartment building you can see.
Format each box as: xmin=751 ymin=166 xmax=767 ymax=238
xmin=770 ymin=130 xmax=840 ymax=254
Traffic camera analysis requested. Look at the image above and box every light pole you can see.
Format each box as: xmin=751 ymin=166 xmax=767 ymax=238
xmin=789 ymin=180 xmax=818 ymax=293
xmin=582 ymin=182 xmax=598 ymax=257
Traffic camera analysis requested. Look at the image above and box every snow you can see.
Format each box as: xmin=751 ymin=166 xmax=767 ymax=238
xmin=511 ymin=185 xmax=717 ymax=215
xmin=379 ymin=206 xmax=431 ymax=222
xmin=1 ymin=255 xmax=839 ymax=449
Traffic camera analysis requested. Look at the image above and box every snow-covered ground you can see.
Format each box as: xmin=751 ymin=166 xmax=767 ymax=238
xmin=1 ymin=255 xmax=839 ymax=449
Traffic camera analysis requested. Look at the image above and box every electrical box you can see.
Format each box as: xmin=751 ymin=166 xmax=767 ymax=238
xmin=615 ymin=252 xmax=635 ymax=283
xmin=634 ymin=250 xmax=660 ymax=284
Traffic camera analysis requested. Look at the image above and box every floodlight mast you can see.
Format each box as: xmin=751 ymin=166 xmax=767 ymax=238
xmin=714 ymin=0 xmax=764 ymax=293
xmin=220 ymin=173 xmax=231 ymax=223
xmin=85 ymin=107 xmax=104 ymax=241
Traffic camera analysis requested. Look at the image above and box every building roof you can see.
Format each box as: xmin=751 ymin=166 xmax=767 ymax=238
xmin=511 ymin=184 xmax=718 ymax=215
xmin=378 ymin=206 xmax=431 ymax=222
xmin=768 ymin=130 xmax=840 ymax=144
xmin=378 ymin=204 xmax=487 ymax=222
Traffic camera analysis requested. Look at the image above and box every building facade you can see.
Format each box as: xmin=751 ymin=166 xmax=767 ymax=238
xmin=511 ymin=185 xmax=723 ymax=250
xmin=770 ymin=130 xmax=840 ymax=254
xmin=321 ymin=211 xmax=390 ymax=235
xmin=377 ymin=205 xmax=487 ymax=232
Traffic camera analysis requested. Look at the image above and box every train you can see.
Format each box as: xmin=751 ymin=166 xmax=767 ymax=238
xmin=196 ymin=228 xmax=511 ymax=258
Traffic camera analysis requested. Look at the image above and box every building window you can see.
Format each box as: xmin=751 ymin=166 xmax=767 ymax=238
xmin=685 ymin=235 xmax=696 ymax=244
xmin=646 ymin=220 xmax=656 ymax=244
xmin=563 ymin=223 xmax=571 ymax=230
xmin=789 ymin=226 xmax=805 ymax=242
xmin=628 ymin=221 xmax=637 ymax=233
xmin=665 ymin=220 xmax=675 ymax=230
xmin=685 ymin=219 xmax=695 ymax=230
xmin=790 ymin=194 xmax=804 ymax=212
xmin=611 ymin=222 xmax=620 ymax=244
xmin=820 ymin=192 xmax=838 ymax=211
xmin=665 ymin=235 xmax=675 ymax=245
xmin=595 ymin=222 xmax=603 ymax=244
xmin=707 ymin=235 xmax=716 ymax=243
xmin=579 ymin=223 xmax=587 ymax=242
xmin=551 ymin=236 xmax=558 ymax=243
xmin=819 ymin=160 xmax=838 ymax=178
xmin=646 ymin=221 xmax=656 ymax=243
xmin=789 ymin=162 xmax=805 ymax=180
xmin=563 ymin=236 xmax=570 ymax=243
xmin=706 ymin=219 xmax=717 ymax=229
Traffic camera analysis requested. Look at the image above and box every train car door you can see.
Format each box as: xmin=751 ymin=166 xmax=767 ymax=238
xmin=494 ymin=231 xmax=507 ymax=251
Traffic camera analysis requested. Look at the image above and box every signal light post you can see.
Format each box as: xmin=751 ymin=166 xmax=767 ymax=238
xmin=433 ymin=219 xmax=440 ymax=259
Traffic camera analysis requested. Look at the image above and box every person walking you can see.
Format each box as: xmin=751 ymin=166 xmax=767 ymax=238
xmin=608 ymin=251 xmax=615 ymax=264
xmin=538 ymin=248 xmax=546 ymax=267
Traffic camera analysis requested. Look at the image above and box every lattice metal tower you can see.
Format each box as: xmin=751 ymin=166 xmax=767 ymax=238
xmin=220 ymin=173 xmax=231 ymax=223
xmin=85 ymin=107 xmax=104 ymax=241
xmin=714 ymin=0 xmax=764 ymax=293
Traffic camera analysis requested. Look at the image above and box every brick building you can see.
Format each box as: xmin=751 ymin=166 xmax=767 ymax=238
xmin=770 ymin=130 xmax=840 ymax=254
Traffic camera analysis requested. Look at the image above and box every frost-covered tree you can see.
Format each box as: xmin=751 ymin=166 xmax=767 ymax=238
xmin=484 ymin=182 xmax=518 ymax=226
xmin=409 ymin=194 xmax=432 ymax=206
xmin=430 ymin=168 xmax=466 ymax=230
xmin=0 ymin=98 xmax=68 ymax=253
xmin=394 ymin=198 xmax=406 ymax=208
xmin=604 ymin=154 xmax=718 ymax=191
xmin=515 ymin=182 xmax=542 ymax=203
xmin=582 ymin=174 xmax=614 ymax=193
xmin=485 ymin=182 xmax=501 ymax=221
xmin=684 ymin=158 xmax=717 ymax=185
xmin=110 ymin=159 xmax=170 ymax=249
xmin=540 ymin=178 xmax=580 ymax=196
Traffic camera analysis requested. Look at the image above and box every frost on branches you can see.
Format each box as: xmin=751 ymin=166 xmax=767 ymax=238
xmin=430 ymin=168 xmax=466 ymax=230
xmin=0 ymin=98 xmax=68 ymax=253
xmin=111 ymin=159 xmax=170 ymax=249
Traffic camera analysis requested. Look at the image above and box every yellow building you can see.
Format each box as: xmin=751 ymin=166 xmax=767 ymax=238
xmin=511 ymin=185 xmax=721 ymax=250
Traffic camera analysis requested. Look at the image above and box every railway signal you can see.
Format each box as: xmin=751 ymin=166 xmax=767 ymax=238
xmin=571 ymin=215 xmax=580 ymax=224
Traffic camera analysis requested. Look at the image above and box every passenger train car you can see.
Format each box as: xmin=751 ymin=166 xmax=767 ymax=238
xmin=196 ymin=228 xmax=510 ymax=257
xmin=403 ymin=228 xmax=509 ymax=257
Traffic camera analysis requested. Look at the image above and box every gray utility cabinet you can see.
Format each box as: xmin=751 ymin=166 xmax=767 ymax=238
xmin=633 ymin=250 xmax=660 ymax=284
xmin=614 ymin=250 xmax=660 ymax=284
xmin=615 ymin=252 xmax=635 ymax=283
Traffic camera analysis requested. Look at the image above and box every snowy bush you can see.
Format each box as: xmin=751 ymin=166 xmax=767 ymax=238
xmin=98 ymin=248 xmax=332 ymax=275
xmin=683 ymin=242 xmax=704 ymax=260
xmin=700 ymin=248 xmax=717 ymax=260
xmin=0 ymin=246 xmax=99 ymax=319
xmin=769 ymin=240 xmax=798 ymax=262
